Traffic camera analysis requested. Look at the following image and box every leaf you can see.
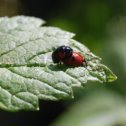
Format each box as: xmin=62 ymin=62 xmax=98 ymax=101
xmin=52 ymin=90 xmax=126 ymax=126
xmin=0 ymin=16 xmax=117 ymax=111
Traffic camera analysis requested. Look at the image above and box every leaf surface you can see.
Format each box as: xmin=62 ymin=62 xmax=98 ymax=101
xmin=0 ymin=16 xmax=117 ymax=111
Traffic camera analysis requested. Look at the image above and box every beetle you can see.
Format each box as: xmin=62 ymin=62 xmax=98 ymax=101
xmin=62 ymin=52 xmax=87 ymax=67
xmin=52 ymin=45 xmax=73 ymax=63
xmin=52 ymin=45 xmax=87 ymax=67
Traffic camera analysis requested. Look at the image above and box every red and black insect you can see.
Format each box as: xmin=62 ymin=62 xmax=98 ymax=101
xmin=62 ymin=52 xmax=87 ymax=67
xmin=52 ymin=45 xmax=87 ymax=67
xmin=52 ymin=45 xmax=73 ymax=63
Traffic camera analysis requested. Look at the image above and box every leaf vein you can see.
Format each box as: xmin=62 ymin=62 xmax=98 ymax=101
xmin=7 ymin=68 xmax=69 ymax=95
xmin=0 ymin=38 xmax=42 ymax=57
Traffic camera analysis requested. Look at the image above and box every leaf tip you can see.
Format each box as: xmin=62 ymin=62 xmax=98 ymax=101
xmin=107 ymin=73 xmax=117 ymax=82
xmin=98 ymin=64 xmax=117 ymax=83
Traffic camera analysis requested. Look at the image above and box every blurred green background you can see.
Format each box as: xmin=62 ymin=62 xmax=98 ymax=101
xmin=0 ymin=0 xmax=126 ymax=126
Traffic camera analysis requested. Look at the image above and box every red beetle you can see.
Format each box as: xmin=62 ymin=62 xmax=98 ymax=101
xmin=62 ymin=52 xmax=87 ymax=67
xmin=52 ymin=45 xmax=87 ymax=67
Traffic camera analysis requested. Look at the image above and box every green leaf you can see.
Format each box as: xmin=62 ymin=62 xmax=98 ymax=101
xmin=0 ymin=16 xmax=117 ymax=111
xmin=52 ymin=90 xmax=126 ymax=126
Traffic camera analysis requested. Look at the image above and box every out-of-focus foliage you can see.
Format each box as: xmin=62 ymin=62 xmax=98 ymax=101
xmin=0 ymin=0 xmax=20 ymax=16
xmin=104 ymin=16 xmax=126 ymax=94
xmin=52 ymin=90 xmax=126 ymax=126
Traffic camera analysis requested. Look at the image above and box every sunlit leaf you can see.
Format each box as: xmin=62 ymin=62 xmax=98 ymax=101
xmin=0 ymin=16 xmax=117 ymax=111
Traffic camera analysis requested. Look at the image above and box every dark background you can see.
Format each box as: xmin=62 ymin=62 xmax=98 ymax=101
xmin=0 ymin=0 xmax=126 ymax=125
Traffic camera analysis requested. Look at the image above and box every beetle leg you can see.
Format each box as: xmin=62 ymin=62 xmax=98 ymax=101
xmin=83 ymin=60 xmax=87 ymax=67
